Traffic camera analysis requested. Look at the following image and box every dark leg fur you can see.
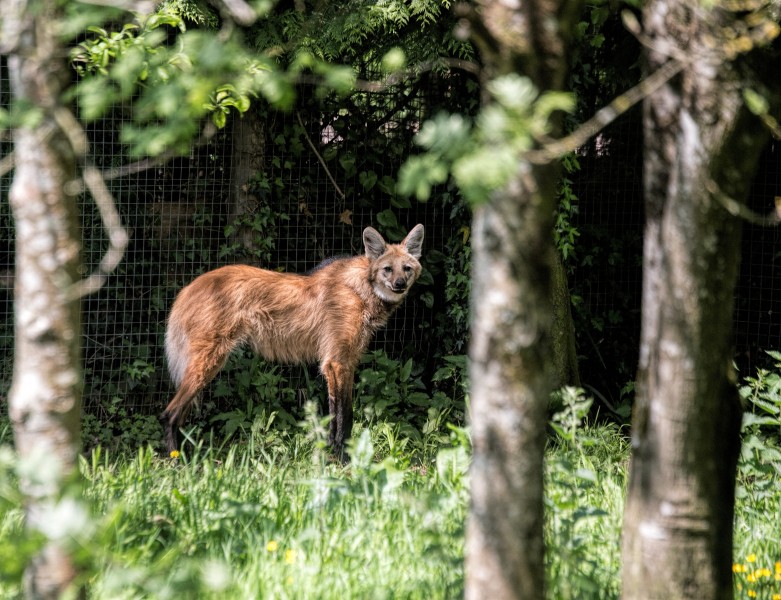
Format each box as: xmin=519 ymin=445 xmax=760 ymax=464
xmin=159 ymin=411 xmax=180 ymax=455
xmin=161 ymin=359 xmax=224 ymax=455
xmin=323 ymin=361 xmax=355 ymax=462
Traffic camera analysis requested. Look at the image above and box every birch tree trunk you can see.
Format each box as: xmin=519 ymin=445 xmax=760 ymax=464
xmin=464 ymin=1 xmax=577 ymax=598
xmin=621 ymin=2 xmax=779 ymax=597
xmin=3 ymin=1 xmax=84 ymax=596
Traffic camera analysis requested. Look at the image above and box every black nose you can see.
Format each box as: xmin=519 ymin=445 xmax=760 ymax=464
xmin=393 ymin=278 xmax=407 ymax=291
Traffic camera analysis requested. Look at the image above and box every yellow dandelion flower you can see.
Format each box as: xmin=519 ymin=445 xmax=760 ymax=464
xmin=285 ymin=549 xmax=296 ymax=565
xmin=266 ymin=540 xmax=279 ymax=552
xmin=748 ymin=591 xmax=757 ymax=598
xmin=774 ymin=594 xmax=781 ymax=600
xmin=169 ymin=450 xmax=180 ymax=459
xmin=733 ymin=563 xmax=744 ymax=573
xmin=762 ymin=568 xmax=772 ymax=578
xmin=747 ymin=574 xmax=756 ymax=583
xmin=776 ymin=561 xmax=781 ymax=573
xmin=747 ymin=553 xmax=757 ymax=563
xmin=775 ymin=573 xmax=781 ymax=582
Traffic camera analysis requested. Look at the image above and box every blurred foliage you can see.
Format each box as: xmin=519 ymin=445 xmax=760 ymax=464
xmin=399 ymin=76 xmax=575 ymax=204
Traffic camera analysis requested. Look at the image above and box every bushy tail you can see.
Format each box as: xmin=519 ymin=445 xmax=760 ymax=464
xmin=165 ymin=317 xmax=190 ymax=387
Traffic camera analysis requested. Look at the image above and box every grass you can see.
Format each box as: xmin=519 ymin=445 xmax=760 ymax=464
xmin=0 ymin=412 xmax=469 ymax=599
xmin=2 ymin=389 xmax=781 ymax=599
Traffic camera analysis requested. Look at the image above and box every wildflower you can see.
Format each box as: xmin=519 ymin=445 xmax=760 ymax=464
xmin=169 ymin=450 xmax=180 ymax=459
xmin=733 ymin=563 xmax=744 ymax=573
xmin=748 ymin=591 xmax=757 ymax=598
xmin=266 ymin=540 xmax=279 ymax=553
xmin=747 ymin=553 xmax=757 ymax=563
xmin=285 ymin=549 xmax=297 ymax=565
xmin=776 ymin=561 xmax=781 ymax=573
xmin=774 ymin=594 xmax=781 ymax=600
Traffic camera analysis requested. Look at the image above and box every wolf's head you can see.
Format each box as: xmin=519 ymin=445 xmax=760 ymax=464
xmin=364 ymin=224 xmax=424 ymax=304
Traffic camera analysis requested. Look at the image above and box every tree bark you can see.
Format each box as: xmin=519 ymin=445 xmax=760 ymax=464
xmin=551 ymin=253 xmax=580 ymax=388
xmin=229 ymin=105 xmax=266 ymax=252
xmin=464 ymin=1 xmax=577 ymax=598
xmin=3 ymin=1 xmax=84 ymax=596
xmin=621 ymin=2 xmax=777 ymax=598
xmin=466 ymin=161 xmax=558 ymax=600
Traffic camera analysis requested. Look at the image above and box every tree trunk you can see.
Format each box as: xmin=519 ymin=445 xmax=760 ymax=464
xmin=229 ymin=105 xmax=266 ymax=253
xmin=3 ymin=1 xmax=84 ymax=596
xmin=551 ymin=253 xmax=580 ymax=388
xmin=466 ymin=161 xmax=558 ymax=600
xmin=621 ymin=3 xmax=775 ymax=598
xmin=464 ymin=1 xmax=576 ymax=598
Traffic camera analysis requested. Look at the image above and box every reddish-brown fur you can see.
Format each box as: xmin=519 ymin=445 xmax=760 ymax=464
xmin=161 ymin=225 xmax=424 ymax=458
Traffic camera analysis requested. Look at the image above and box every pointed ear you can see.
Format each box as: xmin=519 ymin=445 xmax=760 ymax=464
xmin=363 ymin=227 xmax=387 ymax=260
xmin=402 ymin=224 xmax=424 ymax=259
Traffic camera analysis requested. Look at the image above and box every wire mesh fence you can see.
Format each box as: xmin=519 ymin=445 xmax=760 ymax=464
xmin=2 ymin=60 xmax=781 ymax=432
xmin=0 ymin=64 xmax=473 ymax=436
xmin=737 ymin=140 xmax=781 ymax=374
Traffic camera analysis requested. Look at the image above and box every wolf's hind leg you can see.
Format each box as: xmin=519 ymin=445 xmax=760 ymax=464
xmin=322 ymin=360 xmax=355 ymax=461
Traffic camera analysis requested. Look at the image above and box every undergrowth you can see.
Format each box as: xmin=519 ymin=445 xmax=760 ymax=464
xmin=3 ymin=366 xmax=781 ymax=598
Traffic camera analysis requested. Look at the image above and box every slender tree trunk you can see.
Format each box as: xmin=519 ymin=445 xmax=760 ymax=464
xmin=464 ymin=1 xmax=577 ymax=598
xmin=621 ymin=2 xmax=777 ymax=598
xmin=551 ymin=253 xmax=580 ymax=388
xmin=3 ymin=1 xmax=83 ymax=596
xmin=229 ymin=106 xmax=266 ymax=252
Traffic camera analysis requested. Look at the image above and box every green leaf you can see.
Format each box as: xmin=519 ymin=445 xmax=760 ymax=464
xmin=397 ymin=154 xmax=448 ymax=201
xmin=742 ymin=413 xmax=779 ymax=431
xmin=487 ymin=74 xmax=537 ymax=113
xmin=390 ymin=195 xmax=411 ymax=209
xmin=400 ymin=359 xmax=412 ymax=382
xmin=359 ymin=170 xmax=378 ymax=191
xmin=415 ymin=112 xmax=472 ymax=161
xmin=382 ymin=47 xmax=406 ymax=72
xmin=323 ymin=65 xmax=356 ymax=94
xmin=212 ymin=109 xmax=227 ymax=128
xmin=744 ymin=88 xmax=769 ymax=116
xmin=452 ymin=145 xmax=517 ymax=205
xmin=376 ymin=209 xmax=398 ymax=228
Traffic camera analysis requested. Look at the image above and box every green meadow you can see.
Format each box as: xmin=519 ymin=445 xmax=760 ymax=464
xmin=2 ymin=378 xmax=781 ymax=599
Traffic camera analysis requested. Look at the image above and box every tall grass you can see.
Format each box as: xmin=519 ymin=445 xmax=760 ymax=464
xmin=0 ymin=411 xmax=469 ymax=599
xmin=2 ymin=384 xmax=781 ymax=599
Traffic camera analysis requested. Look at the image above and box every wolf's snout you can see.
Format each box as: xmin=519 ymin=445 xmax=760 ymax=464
xmin=393 ymin=278 xmax=407 ymax=292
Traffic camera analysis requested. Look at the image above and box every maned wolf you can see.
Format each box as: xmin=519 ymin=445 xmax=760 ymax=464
xmin=161 ymin=224 xmax=425 ymax=457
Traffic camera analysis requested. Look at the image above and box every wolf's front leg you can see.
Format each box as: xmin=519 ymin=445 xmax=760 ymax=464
xmin=322 ymin=361 xmax=354 ymax=462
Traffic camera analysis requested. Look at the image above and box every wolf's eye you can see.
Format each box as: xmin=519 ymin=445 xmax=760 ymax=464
xmin=383 ymin=266 xmax=393 ymax=273
xmin=403 ymin=265 xmax=412 ymax=273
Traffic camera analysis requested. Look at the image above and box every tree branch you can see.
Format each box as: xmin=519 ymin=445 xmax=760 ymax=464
xmin=296 ymin=111 xmax=346 ymax=201
xmin=75 ymin=0 xmax=155 ymax=12
xmin=51 ymin=107 xmax=129 ymax=300
xmin=708 ymin=179 xmax=781 ymax=226
xmin=526 ymin=57 xmax=685 ymax=164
